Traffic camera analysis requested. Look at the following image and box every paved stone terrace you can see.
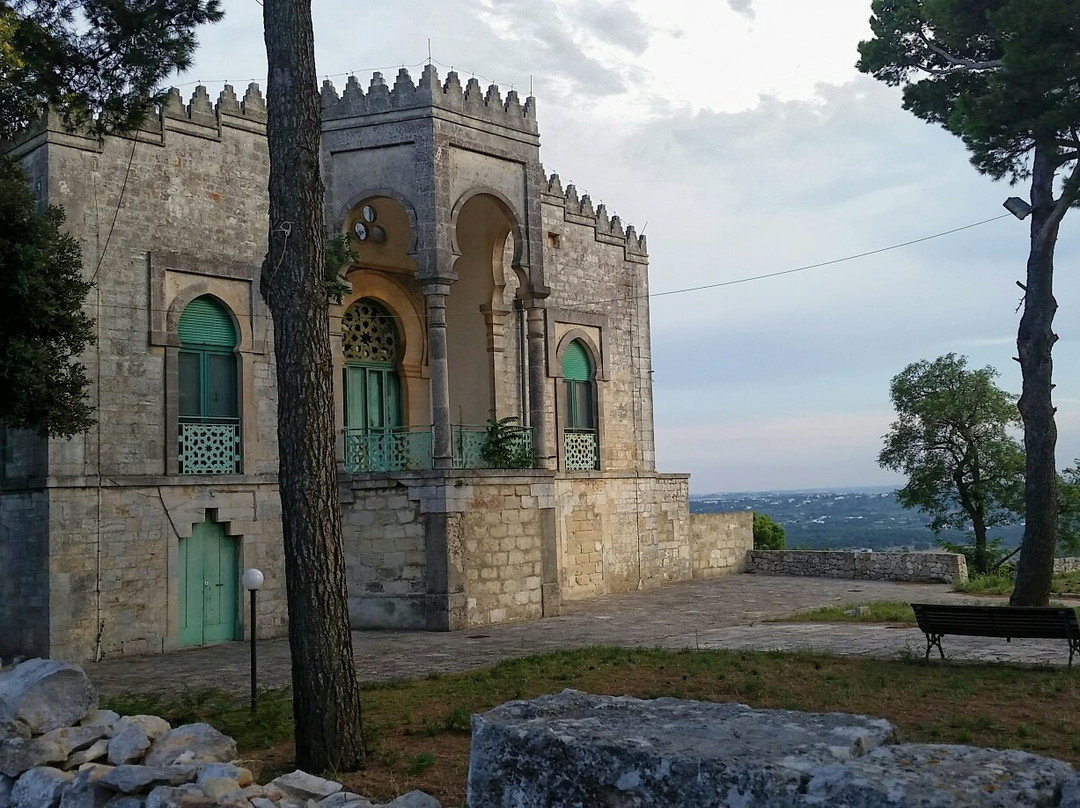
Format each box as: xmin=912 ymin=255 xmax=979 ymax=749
xmin=86 ymin=575 xmax=1080 ymax=697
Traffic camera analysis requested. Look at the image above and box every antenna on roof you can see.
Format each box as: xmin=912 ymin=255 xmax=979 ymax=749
xmin=530 ymin=74 xmax=534 ymax=96
xmin=427 ymin=39 xmax=432 ymax=65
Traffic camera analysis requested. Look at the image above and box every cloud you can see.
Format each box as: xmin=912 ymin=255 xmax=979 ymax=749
xmin=726 ymin=0 xmax=755 ymax=20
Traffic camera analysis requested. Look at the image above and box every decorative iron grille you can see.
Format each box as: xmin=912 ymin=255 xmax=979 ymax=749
xmin=342 ymin=298 xmax=398 ymax=363
xmin=343 ymin=427 xmax=432 ymax=473
xmin=179 ymin=419 xmax=242 ymax=474
xmin=564 ymin=428 xmax=599 ymax=471
xmin=452 ymin=425 xmax=533 ymax=469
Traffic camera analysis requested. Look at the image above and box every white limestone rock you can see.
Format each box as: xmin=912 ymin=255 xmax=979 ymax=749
xmin=116 ymin=715 xmax=171 ymax=741
xmin=0 ymin=660 xmax=97 ymax=736
xmin=98 ymin=764 xmax=198 ymax=794
xmin=9 ymin=766 xmax=73 ymax=808
xmin=79 ymin=711 xmax=119 ymax=731
xmin=383 ymin=791 xmax=441 ymax=808
xmin=143 ymin=724 xmax=236 ymax=767
xmin=143 ymin=783 xmax=216 ymax=807
xmin=803 ymin=744 xmax=1075 ymax=806
xmin=57 ymin=764 xmax=114 ymax=808
xmin=0 ymin=725 xmax=104 ymax=779
xmin=314 ymin=793 xmax=376 ymax=807
xmin=63 ymin=739 xmax=110 ymax=770
xmin=267 ymin=769 xmax=342 ymax=802
xmin=106 ymin=722 xmax=149 ymax=765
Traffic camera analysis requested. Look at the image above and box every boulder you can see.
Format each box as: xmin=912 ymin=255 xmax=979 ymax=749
xmin=1 ymin=725 xmax=110 ymax=777
xmin=0 ymin=774 xmax=12 ymax=806
xmin=143 ymin=784 xmax=216 ymax=808
xmin=98 ymin=764 xmax=198 ymax=794
xmin=79 ymin=711 xmax=119 ymax=730
xmin=267 ymin=769 xmax=342 ymax=802
xmin=8 ymin=766 xmax=73 ymax=808
xmin=116 ymin=715 xmax=170 ymax=742
xmin=468 ymin=690 xmax=1079 ymax=807
xmin=143 ymin=724 xmax=236 ymax=767
xmin=101 ymin=797 xmax=142 ymax=808
xmin=0 ymin=660 xmax=96 ymax=736
xmin=384 ymin=791 xmax=441 ymax=808
xmin=314 ymin=794 xmax=376 ymax=808
xmin=57 ymin=765 xmax=114 ymax=808
xmin=106 ymin=723 xmax=149 ymax=766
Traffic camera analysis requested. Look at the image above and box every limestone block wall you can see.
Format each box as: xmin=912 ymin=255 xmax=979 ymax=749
xmin=690 ymin=511 xmax=753 ymax=578
xmin=456 ymin=478 xmax=550 ymax=627
xmin=0 ymin=491 xmax=50 ymax=660
xmin=749 ymin=549 xmax=967 ymax=584
xmin=555 ymin=473 xmax=696 ymax=599
xmin=340 ymin=477 xmax=426 ymax=629
xmin=42 ymin=483 xmax=284 ymax=662
xmin=1053 ymin=557 xmax=1080 ymax=574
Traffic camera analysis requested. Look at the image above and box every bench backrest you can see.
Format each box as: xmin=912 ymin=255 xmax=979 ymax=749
xmin=910 ymin=603 xmax=1080 ymax=640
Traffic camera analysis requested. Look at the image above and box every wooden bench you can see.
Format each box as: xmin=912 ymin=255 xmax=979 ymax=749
xmin=910 ymin=603 xmax=1080 ymax=668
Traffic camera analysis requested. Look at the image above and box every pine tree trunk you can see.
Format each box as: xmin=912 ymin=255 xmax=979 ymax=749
xmin=1011 ymin=144 xmax=1062 ymax=608
xmin=260 ymin=0 xmax=365 ymax=771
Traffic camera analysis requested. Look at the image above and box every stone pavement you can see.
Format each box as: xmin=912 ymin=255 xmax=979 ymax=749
xmin=86 ymin=575 xmax=1080 ymax=697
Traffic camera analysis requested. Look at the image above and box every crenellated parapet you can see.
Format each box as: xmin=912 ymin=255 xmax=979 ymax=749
xmin=3 ymin=83 xmax=268 ymax=158
xmin=542 ymin=171 xmax=648 ymax=261
xmin=321 ymin=65 xmax=538 ymax=134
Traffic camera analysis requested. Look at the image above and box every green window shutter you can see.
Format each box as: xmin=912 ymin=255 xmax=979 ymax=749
xmin=562 ymin=340 xmax=592 ymax=381
xmin=179 ymin=297 xmax=237 ymax=348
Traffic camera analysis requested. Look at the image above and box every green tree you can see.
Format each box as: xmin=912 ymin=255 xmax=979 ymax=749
xmin=0 ymin=0 xmax=222 ymax=140
xmin=858 ymin=1 xmax=1080 ymax=604
xmin=261 ymin=0 xmax=365 ymax=772
xmin=753 ymin=513 xmax=786 ymax=551
xmin=879 ymin=354 xmax=1025 ymax=574
xmin=0 ymin=158 xmax=93 ymax=437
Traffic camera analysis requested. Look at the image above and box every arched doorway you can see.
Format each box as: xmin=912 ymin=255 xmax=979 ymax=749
xmin=179 ymin=514 xmax=238 ymax=646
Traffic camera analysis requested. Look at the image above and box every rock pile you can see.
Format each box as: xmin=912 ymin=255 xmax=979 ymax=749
xmin=0 ymin=659 xmax=440 ymax=808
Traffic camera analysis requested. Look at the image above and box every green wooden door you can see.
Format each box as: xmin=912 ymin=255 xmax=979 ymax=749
xmin=179 ymin=519 xmax=238 ymax=646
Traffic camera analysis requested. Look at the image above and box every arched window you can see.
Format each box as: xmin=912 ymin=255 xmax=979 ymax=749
xmin=562 ymin=339 xmax=599 ymax=470
xmin=342 ymin=298 xmax=414 ymax=471
xmin=177 ymin=296 xmax=241 ymax=474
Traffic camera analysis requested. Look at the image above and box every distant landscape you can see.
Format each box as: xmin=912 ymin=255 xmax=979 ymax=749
xmin=690 ymin=487 xmax=1024 ymax=552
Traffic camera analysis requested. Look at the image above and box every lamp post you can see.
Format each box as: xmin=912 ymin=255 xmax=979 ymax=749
xmin=241 ymin=567 xmax=264 ymax=713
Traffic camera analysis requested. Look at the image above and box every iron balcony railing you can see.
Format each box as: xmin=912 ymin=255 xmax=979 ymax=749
xmin=343 ymin=424 xmax=533 ymax=473
xmin=178 ymin=417 xmax=242 ymax=474
xmin=564 ymin=428 xmax=599 ymax=471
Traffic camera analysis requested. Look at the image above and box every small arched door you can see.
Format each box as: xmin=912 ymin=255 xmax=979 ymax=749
xmin=179 ymin=516 xmax=238 ymax=646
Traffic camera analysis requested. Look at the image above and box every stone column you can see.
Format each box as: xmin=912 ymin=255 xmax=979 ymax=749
xmin=526 ymin=302 xmax=554 ymax=469
xmin=425 ymin=282 xmax=453 ymax=469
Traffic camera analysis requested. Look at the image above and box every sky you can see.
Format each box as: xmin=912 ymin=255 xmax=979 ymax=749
xmin=173 ymin=0 xmax=1080 ymax=494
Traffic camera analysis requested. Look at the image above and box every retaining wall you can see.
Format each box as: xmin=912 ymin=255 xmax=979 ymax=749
xmin=749 ymin=549 xmax=967 ymax=583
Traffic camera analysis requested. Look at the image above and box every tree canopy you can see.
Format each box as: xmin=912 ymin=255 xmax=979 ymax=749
xmin=878 ymin=354 xmax=1024 ymax=574
xmin=0 ymin=158 xmax=94 ymax=437
xmin=752 ymin=513 xmax=786 ymax=551
xmin=1 ymin=0 xmax=223 ymax=140
xmin=858 ymin=0 xmax=1080 ymax=605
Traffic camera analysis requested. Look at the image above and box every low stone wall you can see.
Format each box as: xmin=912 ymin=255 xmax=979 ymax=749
xmin=749 ymin=549 xmax=967 ymax=584
xmin=690 ymin=511 xmax=752 ymax=578
xmin=468 ymin=690 xmax=1079 ymax=807
xmin=1054 ymin=557 xmax=1080 ymax=574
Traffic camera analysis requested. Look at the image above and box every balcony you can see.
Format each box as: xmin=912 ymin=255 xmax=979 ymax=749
xmin=564 ymin=428 xmax=599 ymax=471
xmin=178 ymin=417 xmax=242 ymax=474
xmin=343 ymin=424 xmax=533 ymax=473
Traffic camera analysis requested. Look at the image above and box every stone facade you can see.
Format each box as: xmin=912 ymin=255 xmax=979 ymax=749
xmin=1 ymin=68 xmax=751 ymax=662
xmin=749 ymin=549 xmax=968 ymax=584
xmin=1053 ymin=557 xmax=1080 ymax=574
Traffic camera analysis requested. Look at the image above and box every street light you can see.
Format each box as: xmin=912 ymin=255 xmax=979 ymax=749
xmin=241 ymin=568 xmax=264 ymax=713
xmin=1003 ymin=196 xmax=1032 ymax=220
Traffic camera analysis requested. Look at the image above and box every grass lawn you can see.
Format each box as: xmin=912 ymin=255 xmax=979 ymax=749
xmin=105 ymin=647 xmax=1080 ymax=807
xmin=955 ymin=570 xmax=1080 ymax=598
xmin=777 ymin=601 xmax=915 ymax=624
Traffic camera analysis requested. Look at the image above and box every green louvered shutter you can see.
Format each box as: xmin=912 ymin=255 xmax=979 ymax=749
xmin=179 ymin=297 xmax=237 ymax=348
xmin=562 ymin=340 xmax=592 ymax=381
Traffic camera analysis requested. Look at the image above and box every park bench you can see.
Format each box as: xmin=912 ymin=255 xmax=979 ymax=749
xmin=910 ymin=602 xmax=1080 ymax=668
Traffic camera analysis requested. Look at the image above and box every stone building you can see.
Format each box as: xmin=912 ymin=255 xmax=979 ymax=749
xmin=0 ymin=66 xmax=751 ymax=663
